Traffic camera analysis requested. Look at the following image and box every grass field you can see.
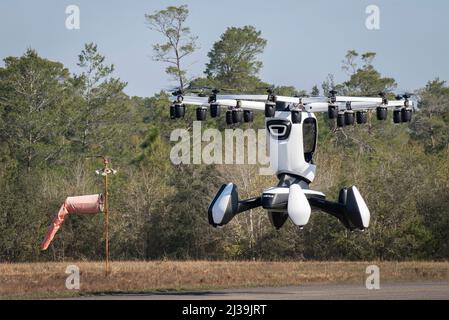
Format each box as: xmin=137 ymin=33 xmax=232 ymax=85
xmin=1 ymin=261 xmax=449 ymax=299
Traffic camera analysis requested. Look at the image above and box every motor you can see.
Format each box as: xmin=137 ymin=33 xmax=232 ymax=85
xmin=210 ymin=103 xmax=220 ymax=118
xmin=244 ymin=110 xmax=254 ymax=123
xmin=356 ymin=111 xmax=368 ymax=124
xmin=345 ymin=110 xmax=355 ymax=126
xmin=376 ymin=106 xmax=387 ymax=120
xmin=196 ymin=106 xmax=207 ymax=121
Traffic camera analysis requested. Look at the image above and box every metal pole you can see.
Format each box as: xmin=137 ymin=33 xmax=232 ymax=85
xmin=104 ymin=159 xmax=109 ymax=277
xmin=90 ymin=155 xmax=116 ymax=277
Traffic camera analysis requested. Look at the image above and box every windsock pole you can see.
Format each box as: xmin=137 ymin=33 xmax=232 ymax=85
xmin=94 ymin=156 xmax=116 ymax=277
xmin=104 ymin=158 xmax=109 ymax=276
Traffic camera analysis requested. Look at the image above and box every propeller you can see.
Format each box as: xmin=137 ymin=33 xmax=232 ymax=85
xmin=171 ymin=89 xmax=184 ymax=97
xmin=256 ymin=85 xmax=275 ymax=92
xmin=185 ymin=85 xmax=213 ymax=96
xmin=187 ymin=85 xmax=213 ymax=90
xmin=329 ymin=90 xmax=338 ymax=103
xmin=376 ymin=92 xmax=388 ymax=105
xmin=393 ymin=90 xmax=416 ymax=99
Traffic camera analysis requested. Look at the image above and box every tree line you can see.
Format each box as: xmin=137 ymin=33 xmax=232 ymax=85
xmin=0 ymin=5 xmax=448 ymax=262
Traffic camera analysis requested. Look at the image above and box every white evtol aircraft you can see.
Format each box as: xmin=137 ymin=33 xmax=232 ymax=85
xmin=168 ymin=88 xmax=415 ymax=231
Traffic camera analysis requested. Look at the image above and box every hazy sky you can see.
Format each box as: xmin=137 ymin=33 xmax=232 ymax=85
xmin=0 ymin=0 xmax=448 ymax=97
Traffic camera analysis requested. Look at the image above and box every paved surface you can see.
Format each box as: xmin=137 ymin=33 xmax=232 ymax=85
xmin=77 ymin=282 xmax=449 ymax=300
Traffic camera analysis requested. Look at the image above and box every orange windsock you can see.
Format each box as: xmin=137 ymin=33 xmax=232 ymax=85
xmin=41 ymin=194 xmax=104 ymax=250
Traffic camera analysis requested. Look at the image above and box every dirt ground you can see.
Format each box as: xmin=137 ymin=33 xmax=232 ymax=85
xmin=1 ymin=260 xmax=448 ymax=299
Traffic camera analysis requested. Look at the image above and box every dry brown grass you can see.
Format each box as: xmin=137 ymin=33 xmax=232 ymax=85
xmin=1 ymin=260 xmax=448 ymax=299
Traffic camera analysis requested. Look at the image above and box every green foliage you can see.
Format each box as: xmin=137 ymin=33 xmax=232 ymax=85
xmin=337 ymin=50 xmax=397 ymax=96
xmin=410 ymin=78 xmax=449 ymax=152
xmin=310 ymin=85 xmax=320 ymax=97
xmin=321 ymin=74 xmax=336 ymax=97
xmin=1 ymin=35 xmax=449 ymax=263
xmin=145 ymin=5 xmax=198 ymax=89
xmin=205 ymin=26 xmax=267 ymax=91
xmin=146 ymin=164 xmax=223 ymax=259
xmin=0 ymin=49 xmax=71 ymax=171
xmin=68 ymin=43 xmax=128 ymax=155
xmin=273 ymin=85 xmax=307 ymax=97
